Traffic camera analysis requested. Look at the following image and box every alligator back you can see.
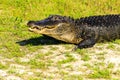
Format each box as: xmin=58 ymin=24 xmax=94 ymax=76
xmin=76 ymin=14 xmax=120 ymax=42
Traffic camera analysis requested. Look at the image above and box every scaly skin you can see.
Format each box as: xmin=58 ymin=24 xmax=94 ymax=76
xmin=27 ymin=14 xmax=120 ymax=49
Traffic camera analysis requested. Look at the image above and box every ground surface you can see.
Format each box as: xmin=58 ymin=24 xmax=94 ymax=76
xmin=0 ymin=0 xmax=120 ymax=80
xmin=0 ymin=37 xmax=120 ymax=80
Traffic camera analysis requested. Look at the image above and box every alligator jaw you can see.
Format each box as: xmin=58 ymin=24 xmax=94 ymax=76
xmin=28 ymin=26 xmax=44 ymax=33
xmin=28 ymin=26 xmax=55 ymax=34
xmin=28 ymin=27 xmax=46 ymax=34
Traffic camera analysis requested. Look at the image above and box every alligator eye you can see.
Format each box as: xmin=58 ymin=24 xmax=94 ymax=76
xmin=36 ymin=27 xmax=39 ymax=29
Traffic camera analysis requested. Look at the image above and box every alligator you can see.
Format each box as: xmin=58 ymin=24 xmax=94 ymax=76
xmin=27 ymin=14 xmax=120 ymax=49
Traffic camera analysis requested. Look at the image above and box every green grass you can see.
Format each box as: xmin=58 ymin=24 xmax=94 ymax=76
xmin=28 ymin=58 xmax=52 ymax=69
xmin=0 ymin=0 xmax=120 ymax=80
xmin=88 ymin=68 xmax=111 ymax=79
xmin=58 ymin=52 xmax=76 ymax=64
xmin=0 ymin=63 xmax=8 ymax=69
xmin=87 ymin=62 xmax=116 ymax=79
xmin=83 ymin=61 xmax=117 ymax=79
xmin=107 ymin=42 xmax=116 ymax=49
xmin=63 ymin=75 xmax=83 ymax=80
xmin=76 ymin=49 xmax=91 ymax=61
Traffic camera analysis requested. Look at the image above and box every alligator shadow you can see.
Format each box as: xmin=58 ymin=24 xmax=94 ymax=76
xmin=16 ymin=36 xmax=66 ymax=46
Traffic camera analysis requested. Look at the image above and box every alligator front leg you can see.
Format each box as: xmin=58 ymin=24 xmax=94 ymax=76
xmin=76 ymin=38 xmax=96 ymax=49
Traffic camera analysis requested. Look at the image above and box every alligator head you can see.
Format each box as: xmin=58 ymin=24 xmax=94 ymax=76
xmin=27 ymin=15 xmax=82 ymax=44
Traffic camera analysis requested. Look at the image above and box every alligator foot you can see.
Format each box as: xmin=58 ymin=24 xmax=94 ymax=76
xmin=76 ymin=38 xmax=96 ymax=49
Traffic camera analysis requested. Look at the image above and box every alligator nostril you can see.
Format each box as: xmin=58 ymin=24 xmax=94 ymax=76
xmin=27 ymin=21 xmax=35 ymax=27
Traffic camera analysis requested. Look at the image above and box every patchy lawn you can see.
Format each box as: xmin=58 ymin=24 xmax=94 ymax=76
xmin=0 ymin=0 xmax=120 ymax=80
